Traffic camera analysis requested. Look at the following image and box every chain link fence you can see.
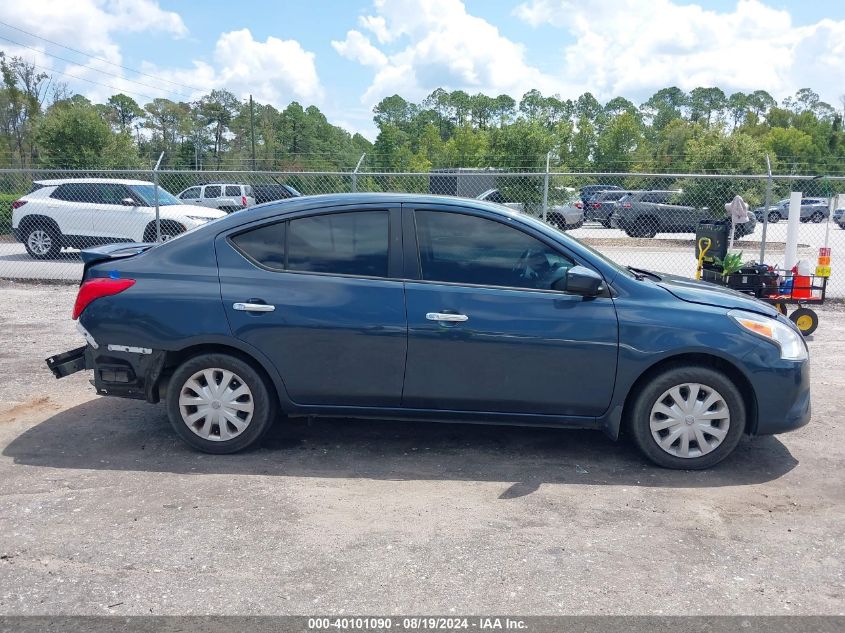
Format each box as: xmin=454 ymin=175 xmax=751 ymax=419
xmin=0 ymin=168 xmax=843 ymax=297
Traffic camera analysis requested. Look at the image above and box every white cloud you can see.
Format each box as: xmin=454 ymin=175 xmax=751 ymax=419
xmin=513 ymin=0 xmax=845 ymax=107
xmin=0 ymin=0 xmax=186 ymax=62
xmin=143 ymin=29 xmax=323 ymax=106
xmin=337 ymin=0 xmax=560 ymax=108
xmin=0 ymin=0 xmax=188 ymax=103
xmin=332 ymin=30 xmax=388 ymax=67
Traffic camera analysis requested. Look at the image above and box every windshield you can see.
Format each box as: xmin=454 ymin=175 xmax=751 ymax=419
xmin=128 ymin=184 xmax=182 ymax=206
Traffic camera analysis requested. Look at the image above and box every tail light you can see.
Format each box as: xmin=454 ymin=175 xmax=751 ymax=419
xmin=622 ymin=202 xmax=632 ymax=208
xmin=73 ymin=278 xmax=135 ymax=320
xmin=592 ymin=203 xmax=601 ymax=209
xmin=575 ymin=202 xmax=583 ymax=209
xmin=242 ymin=195 xmax=247 ymax=206
xmin=12 ymin=200 xmax=26 ymax=209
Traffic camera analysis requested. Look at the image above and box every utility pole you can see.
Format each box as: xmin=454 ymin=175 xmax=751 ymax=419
xmin=249 ymin=94 xmax=257 ymax=170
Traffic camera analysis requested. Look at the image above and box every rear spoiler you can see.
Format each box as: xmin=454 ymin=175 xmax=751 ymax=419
xmin=80 ymin=242 xmax=155 ymax=281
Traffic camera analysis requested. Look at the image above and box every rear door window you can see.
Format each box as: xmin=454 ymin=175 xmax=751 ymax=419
xmin=51 ymin=183 xmax=93 ymax=202
xmin=231 ymin=222 xmax=286 ymax=271
xmin=204 ymin=186 xmax=221 ymax=199
xmin=288 ymin=211 xmax=389 ymax=277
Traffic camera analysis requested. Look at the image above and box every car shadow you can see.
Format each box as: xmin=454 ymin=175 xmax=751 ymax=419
xmin=3 ymin=397 xmax=798 ymax=494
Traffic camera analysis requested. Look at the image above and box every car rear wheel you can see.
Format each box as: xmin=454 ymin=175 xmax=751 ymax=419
xmin=166 ymin=353 xmax=276 ymax=453
xmin=628 ymin=366 xmax=745 ymax=469
xmin=23 ymin=224 xmax=61 ymax=259
xmin=767 ymin=211 xmax=780 ymax=223
xmin=810 ymin=211 xmax=824 ymax=223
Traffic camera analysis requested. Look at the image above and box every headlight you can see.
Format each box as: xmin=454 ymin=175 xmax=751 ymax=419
xmin=728 ymin=309 xmax=807 ymax=360
xmin=185 ymin=215 xmax=211 ymax=222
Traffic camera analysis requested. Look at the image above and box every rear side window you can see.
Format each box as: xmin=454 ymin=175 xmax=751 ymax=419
xmin=642 ymin=192 xmax=669 ymax=203
xmin=244 ymin=185 xmax=254 ymax=196
xmin=51 ymin=183 xmax=93 ymax=202
xmin=231 ymin=222 xmax=286 ymax=271
xmin=204 ymin=186 xmax=221 ymax=199
xmin=288 ymin=211 xmax=389 ymax=277
xmin=225 ymin=185 xmax=241 ymax=196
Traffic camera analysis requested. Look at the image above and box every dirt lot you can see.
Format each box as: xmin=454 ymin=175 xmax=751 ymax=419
xmin=0 ymin=282 xmax=843 ymax=615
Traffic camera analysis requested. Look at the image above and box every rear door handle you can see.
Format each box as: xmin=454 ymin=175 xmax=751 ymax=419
xmin=233 ymin=302 xmax=275 ymax=313
xmin=426 ymin=312 xmax=468 ymax=322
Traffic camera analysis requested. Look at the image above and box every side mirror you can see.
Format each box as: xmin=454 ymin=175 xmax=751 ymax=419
xmin=120 ymin=197 xmax=136 ymax=206
xmin=552 ymin=265 xmax=604 ymax=296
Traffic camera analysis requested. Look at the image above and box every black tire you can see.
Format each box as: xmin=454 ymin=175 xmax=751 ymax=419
xmin=628 ymin=365 xmax=746 ymax=469
xmin=166 ymin=353 xmax=277 ymax=454
xmin=629 ymin=217 xmax=659 ymax=238
xmin=810 ymin=211 xmax=824 ymax=224
xmin=789 ymin=308 xmax=818 ymax=336
xmin=21 ymin=222 xmax=62 ymax=259
xmin=143 ymin=221 xmax=185 ymax=243
xmin=767 ymin=211 xmax=780 ymax=223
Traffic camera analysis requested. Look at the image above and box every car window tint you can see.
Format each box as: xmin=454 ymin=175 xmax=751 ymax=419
xmin=181 ymin=187 xmax=200 ymax=199
xmin=231 ymin=222 xmax=286 ymax=271
xmin=415 ymin=211 xmax=574 ymax=290
xmin=225 ymin=185 xmax=241 ymax=196
xmin=51 ymin=183 xmax=92 ymax=202
xmin=204 ymin=186 xmax=221 ymax=199
xmin=93 ymin=183 xmax=130 ymax=205
xmin=288 ymin=211 xmax=389 ymax=277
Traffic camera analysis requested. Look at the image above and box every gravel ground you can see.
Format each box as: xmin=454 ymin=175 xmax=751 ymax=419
xmin=0 ymin=282 xmax=843 ymax=615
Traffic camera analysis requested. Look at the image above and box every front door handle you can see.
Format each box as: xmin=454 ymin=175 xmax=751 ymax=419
xmin=233 ymin=302 xmax=275 ymax=313
xmin=426 ymin=312 xmax=468 ymax=322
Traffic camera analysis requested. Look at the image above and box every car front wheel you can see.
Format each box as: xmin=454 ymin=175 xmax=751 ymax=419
xmin=166 ymin=353 xmax=276 ymax=453
xmin=628 ymin=366 xmax=746 ymax=469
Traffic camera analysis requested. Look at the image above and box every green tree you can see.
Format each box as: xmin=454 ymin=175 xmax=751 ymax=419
xmin=37 ymin=96 xmax=139 ymax=168
xmin=105 ymin=94 xmax=144 ymax=132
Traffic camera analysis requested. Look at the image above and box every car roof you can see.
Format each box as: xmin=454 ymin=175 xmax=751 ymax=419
xmin=33 ymin=178 xmax=154 ymax=186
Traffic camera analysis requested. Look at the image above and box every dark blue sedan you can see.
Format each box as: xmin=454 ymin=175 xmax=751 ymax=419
xmin=47 ymin=193 xmax=811 ymax=469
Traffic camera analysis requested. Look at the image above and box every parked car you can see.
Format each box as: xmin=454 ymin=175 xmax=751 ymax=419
xmin=476 ymin=188 xmax=523 ymax=212
xmin=833 ymin=206 xmax=845 ymax=229
xmin=476 ymin=189 xmax=583 ymax=230
xmin=610 ymin=190 xmax=757 ymax=238
xmin=754 ymin=198 xmax=829 ymax=223
xmin=585 ymin=190 xmax=637 ymax=227
xmin=11 ymin=179 xmax=225 ymax=259
xmin=580 ymin=184 xmax=622 ymax=207
xmin=176 ymin=183 xmax=256 ymax=213
xmin=252 ymin=183 xmax=302 ymax=205
xmin=47 ymin=193 xmax=809 ymax=469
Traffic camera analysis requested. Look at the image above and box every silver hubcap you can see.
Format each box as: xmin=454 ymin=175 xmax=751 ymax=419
xmin=179 ymin=368 xmax=254 ymax=441
xmin=649 ymin=382 xmax=730 ymax=459
xmin=27 ymin=229 xmax=52 ymax=255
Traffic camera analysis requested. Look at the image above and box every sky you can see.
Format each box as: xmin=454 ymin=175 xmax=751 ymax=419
xmin=0 ymin=0 xmax=843 ymax=141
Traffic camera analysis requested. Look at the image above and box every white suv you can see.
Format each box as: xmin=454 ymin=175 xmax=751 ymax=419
xmin=12 ymin=179 xmax=226 ymax=259
xmin=176 ymin=183 xmax=256 ymax=212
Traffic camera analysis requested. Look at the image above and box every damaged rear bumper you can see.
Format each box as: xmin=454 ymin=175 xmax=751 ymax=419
xmin=45 ymin=342 xmax=167 ymax=403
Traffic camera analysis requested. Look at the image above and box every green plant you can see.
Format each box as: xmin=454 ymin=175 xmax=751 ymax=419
xmin=0 ymin=192 xmax=21 ymax=236
xmin=714 ymin=251 xmax=745 ymax=279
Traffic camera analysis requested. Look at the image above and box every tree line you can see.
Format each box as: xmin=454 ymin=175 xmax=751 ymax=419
xmin=1 ymin=49 xmax=844 ymax=177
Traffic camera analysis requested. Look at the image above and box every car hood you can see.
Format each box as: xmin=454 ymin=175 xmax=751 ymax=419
xmin=164 ymin=204 xmax=226 ymax=219
xmin=656 ymin=273 xmax=780 ymax=318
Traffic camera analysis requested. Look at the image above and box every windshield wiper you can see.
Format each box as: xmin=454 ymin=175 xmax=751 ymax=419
xmin=627 ymin=265 xmax=662 ymax=281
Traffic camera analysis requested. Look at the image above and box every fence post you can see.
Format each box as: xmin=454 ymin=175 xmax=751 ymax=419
xmin=352 ymin=153 xmax=366 ymax=193
xmin=760 ymin=154 xmax=772 ymax=263
xmin=152 ymin=152 xmax=164 ymax=243
xmin=542 ymin=151 xmax=551 ymax=222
